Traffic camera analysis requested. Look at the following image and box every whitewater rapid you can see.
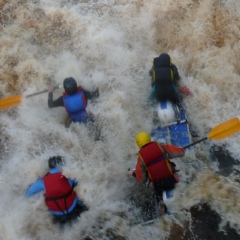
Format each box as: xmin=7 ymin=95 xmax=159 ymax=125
xmin=0 ymin=0 xmax=240 ymax=239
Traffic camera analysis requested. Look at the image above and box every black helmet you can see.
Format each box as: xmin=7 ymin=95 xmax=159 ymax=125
xmin=63 ymin=77 xmax=78 ymax=95
xmin=158 ymin=53 xmax=172 ymax=68
xmin=48 ymin=156 xmax=64 ymax=169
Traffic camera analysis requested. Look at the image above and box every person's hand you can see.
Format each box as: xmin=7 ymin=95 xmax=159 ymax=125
xmin=128 ymin=168 xmax=136 ymax=177
xmin=179 ymin=86 xmax=191 ymax=95
xmin=48 ymin=86 xmax=54 ymax=93
xmin=128 ymin=169 xmax=134 ymax=176
xmin=72 ymin=179 xmax=78 ymax=187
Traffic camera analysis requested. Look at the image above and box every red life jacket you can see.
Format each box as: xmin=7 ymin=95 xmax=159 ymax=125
xmin=137 ymin=142 xmax=173 ymax=183
xmin=43 ymin=172 xmax=76 ymax=213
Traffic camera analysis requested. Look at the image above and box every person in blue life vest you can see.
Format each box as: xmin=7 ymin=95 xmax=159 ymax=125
xmin=26 ymin=156 xmax=88 ymax=224
xmin=149 ymin=53 xmax=190 ymax=103
xmin=128 ymin=132 xmax=185 ymax=215
xmin=48 ymin=77 xmax=99 ymax=128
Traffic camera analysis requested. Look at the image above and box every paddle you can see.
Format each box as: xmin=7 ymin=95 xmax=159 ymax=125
xmin=183 ymin=117 xmax=240 ymax=149
xmin=0 ymin=85 xmax=61 ymax=110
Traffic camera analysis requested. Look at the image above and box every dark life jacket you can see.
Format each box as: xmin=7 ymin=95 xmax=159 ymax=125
xmin=153 ymin=55 xmax=171 ymax=68
xmin=153 ymin=68 xmax=178 ymax=103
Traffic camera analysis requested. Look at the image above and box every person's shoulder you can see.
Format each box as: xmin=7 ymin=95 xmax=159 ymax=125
xmin=171 ymin=64 xmax=178 ymax=69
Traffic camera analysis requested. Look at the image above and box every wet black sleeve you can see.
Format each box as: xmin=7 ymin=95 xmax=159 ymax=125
xmin=48 ymin=92 xmax=64 ymax=108
xmin=82 ymin=88 xmax=99 ymax=101
xmin=171 ymin=64 xmax=180 ymax=82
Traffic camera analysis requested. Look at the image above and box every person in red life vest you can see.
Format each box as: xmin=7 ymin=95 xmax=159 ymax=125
xmin=128 ymin=132 xmax=185 ymax=215
xmin=48 ymin=77 xmax=99 ymax=127
xmin=26 ymin=156 xmax=88 ymax=224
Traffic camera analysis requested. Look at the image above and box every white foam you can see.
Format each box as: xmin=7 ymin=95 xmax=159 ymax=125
xmin=0 ymin=0 xmax=240 ymax=239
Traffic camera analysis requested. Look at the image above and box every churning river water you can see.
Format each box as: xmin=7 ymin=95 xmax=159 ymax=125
xmin=0 ymin=0 xmax=240 ymax=239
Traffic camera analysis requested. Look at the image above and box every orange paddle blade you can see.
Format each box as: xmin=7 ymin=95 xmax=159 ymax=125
xmin=0 ymin=95 xmax=23 ymax=110
xmin=208 ymin=117 xmax=240 ymax=140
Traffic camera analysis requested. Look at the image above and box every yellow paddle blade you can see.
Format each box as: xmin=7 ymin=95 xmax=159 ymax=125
xmin=0 ymin=95 xmax=23 ymax=110
xmin=208 ymin=117 xmax=240 ymax=140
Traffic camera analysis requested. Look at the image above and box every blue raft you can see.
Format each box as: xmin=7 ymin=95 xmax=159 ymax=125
xmin=151 ymin=100 xmax=192 ymax=147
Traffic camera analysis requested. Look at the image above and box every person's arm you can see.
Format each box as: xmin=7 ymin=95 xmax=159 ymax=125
xmin=128 ymin=157 xmax=150 ymax=184
xmin=160 ymin=144 xmax=185 ymax=159
xmin=140 ymin=161 xmax=148 ymax=184
xmin=48 ymin=92 xmax=64 ymax=108
xmin=26 ymin=178 xmax=45 ymax=197
xmin=149 ymin=66 xmax=154 ymax=77
xmin=171 ymin=64 xmax=180 ymax=82
xmin=68 ymin=178 xmax=78 ymax=188
xmin=128 ymin=165 xmax=148 ymax=184
xmin=82 ymin=88 xmax=99 ymax=101
xmin=149 ymin=85 xmax=156 ymax=100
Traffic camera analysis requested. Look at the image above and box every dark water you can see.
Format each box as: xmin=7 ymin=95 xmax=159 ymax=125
xmin=169 ymin=203 xmax=240 ymax=240
xmin=168 ymin=146 xmax=240 ymax=240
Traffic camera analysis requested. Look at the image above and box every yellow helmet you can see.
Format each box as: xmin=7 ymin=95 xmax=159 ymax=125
xmin=135 ymin=132 xmax=151 ymax=149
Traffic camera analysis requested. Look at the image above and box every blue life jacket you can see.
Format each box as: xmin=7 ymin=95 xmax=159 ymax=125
xmin=63 ymin=88 xmax=88 ymax=122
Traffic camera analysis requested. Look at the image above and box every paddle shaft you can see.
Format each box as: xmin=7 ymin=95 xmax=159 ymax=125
xmin=26 ymin=85 xmax=61 ymax=98
xmin=183 ymin=137 xmax=207 ymax=149
xmin=183 ymin=117 xmax=240 ymax=149
xmin=26 ymin=89 xmax=48 ymax=98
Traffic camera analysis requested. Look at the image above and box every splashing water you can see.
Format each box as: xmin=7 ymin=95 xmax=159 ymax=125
xmin=0 ymin=0 xmax=240 ymax=239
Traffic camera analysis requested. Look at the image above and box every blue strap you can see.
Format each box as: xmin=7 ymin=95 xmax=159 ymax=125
xmin=145 ymin=155 xmax=166 ymax=167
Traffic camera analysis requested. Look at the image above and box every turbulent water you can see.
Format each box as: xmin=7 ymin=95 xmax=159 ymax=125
xmin=0 ymin=0 xmax=240 ymax=239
